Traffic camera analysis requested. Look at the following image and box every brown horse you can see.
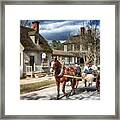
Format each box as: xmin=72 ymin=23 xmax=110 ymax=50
xmin=60 ymin=66 xmax=77 ymax=96
xmin=53 ymin=59 xmax=77 ymax=99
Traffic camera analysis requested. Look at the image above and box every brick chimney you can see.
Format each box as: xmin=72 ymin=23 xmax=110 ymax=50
xmin=87 ymin=29 xmax=92 ymax=35
xmin=80 ymin=27 xmax=85 ymax=35
xmin=32 ymin=21 xmax=39 ymax=33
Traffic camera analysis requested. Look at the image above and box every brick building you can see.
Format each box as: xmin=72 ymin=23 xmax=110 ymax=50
xmin=52 ymin=27 xmax=100 ymax=66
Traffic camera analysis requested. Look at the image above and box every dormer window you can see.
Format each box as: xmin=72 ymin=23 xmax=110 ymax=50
xmin=30 ymin=35 xmax=36 ymax=44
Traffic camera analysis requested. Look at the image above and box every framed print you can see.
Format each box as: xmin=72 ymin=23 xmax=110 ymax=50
xmin=0 ymin=0 xmax=119 ymax=119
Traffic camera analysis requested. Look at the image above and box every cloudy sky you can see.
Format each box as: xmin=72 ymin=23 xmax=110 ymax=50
xmin=21 ymin=20 xmax=100 ymax=41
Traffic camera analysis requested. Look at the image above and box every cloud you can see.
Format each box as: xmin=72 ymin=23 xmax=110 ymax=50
xmin=40 ymin=20 xmax=73 ymax=30
xmin=21 ymin=20 xmax=100 ymax=40
xmin=39 ymin=20 xmax=88 ymax=40
xmin=39 ymin=20 xmax=100 ymax=34
xmin=40 ymin=25 xmax=82 ymax=40
xmin=39 ymin=20 xmax=85 ymax=34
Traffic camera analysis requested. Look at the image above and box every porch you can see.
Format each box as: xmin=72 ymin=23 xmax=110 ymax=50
xmin=24 ymin=63 xmax=51 ymax=78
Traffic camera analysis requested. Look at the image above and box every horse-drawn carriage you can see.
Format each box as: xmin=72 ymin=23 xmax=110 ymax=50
xmin=51 ymin=58 xmax=100 ymax=99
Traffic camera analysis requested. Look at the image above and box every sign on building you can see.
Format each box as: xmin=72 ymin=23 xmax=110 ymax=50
xmin=42 ymin=53 xmax=46 ymax=59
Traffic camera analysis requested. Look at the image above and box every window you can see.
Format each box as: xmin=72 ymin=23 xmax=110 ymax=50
xmin=30 ymin=36 xmax=36 ymax=43
xmin=82 ymin=45 xmax=88 ymax=51
xmin=74 ymin=44 xmax=80 ymax=51
xmin=69 ymin=57 xmax=73 ymax=64
xmin=67 ymin=44 xmax=72 ymax=51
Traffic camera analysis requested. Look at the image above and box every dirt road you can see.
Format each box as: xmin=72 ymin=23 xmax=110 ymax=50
xmin=20 ymin=81 xmax=100 ymax=100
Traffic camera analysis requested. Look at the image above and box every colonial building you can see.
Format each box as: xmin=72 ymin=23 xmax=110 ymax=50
xmin=52 ymin=50 xmax=77 ymax=65
xmin=20 ymin=21 xmax=52 ymax=77
xmin=63 ymin=27 xmax=100 ymax=65
xmin=52 ymin=27 xmax=100 ymax=66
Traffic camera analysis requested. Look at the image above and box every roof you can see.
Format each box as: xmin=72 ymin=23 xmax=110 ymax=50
xmin=20 ymin=26 xmax=52 ymax=53
xmin=20 ymin=26 xmax=42 ymax=51
xmin=63 ymin=35 xmax=81 ymax=44
xmin=63 ymin=30 xmax=95 ymax=45
xmin=38 ymin=34 xmax=52 ymax=53
xmin=52 ymin=50 xmax=80 ymax=57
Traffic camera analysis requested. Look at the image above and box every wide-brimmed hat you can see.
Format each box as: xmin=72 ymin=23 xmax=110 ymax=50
xmin=85 ymin=61 xmax=90 ymax=64
xmin=86 ymin=60 xmax=93 ymax=65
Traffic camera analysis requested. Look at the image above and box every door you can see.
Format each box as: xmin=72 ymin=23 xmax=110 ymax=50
xmin=80 ymin=57 xmax=84 ymax=64
xmin=77 ymin=57 xmax=80 ymax=65
xmin=30 ymin=56 xmax=34 ymax=71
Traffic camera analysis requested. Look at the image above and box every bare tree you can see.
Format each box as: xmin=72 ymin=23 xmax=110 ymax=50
xmin=20 ymin=20 xmax=31 ymax=27
xmin=81 ymin=21 xmax=100 ymax=65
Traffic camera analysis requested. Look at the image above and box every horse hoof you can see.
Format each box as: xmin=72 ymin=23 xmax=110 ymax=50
xmin=56 ymin=95 xmax=60 ymax=100
xmin=71 ymin=91 xmax=76 ymax=96
xmin=56 ymin=97 xmax=59 ymax=100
